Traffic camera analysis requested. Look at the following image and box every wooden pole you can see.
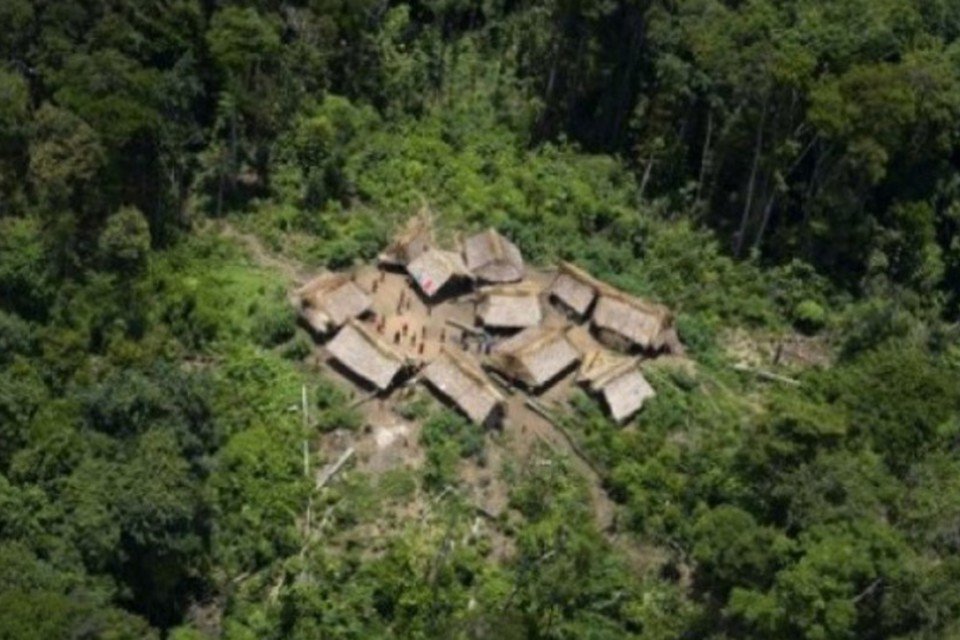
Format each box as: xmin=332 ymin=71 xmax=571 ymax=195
xmin=301 ymin=384 xmax=310 ymax=476
xmin=316 ymin=447 xmax=355 ymax=489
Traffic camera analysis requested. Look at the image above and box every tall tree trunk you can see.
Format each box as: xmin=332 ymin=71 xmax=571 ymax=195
xmin=735 ymin=97 xmax=768 ymax=257
xmin=753 ymin=189 xmax=778 ymax=252
xmin=695 ymin=107 xmax=714 ymax=214
xmin=609 ymin=11 xmax=644 ymax=147
xmin=638 ymin=155 xmax=655 ymax=201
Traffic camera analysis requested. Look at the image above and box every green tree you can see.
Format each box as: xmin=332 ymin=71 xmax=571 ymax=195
xmin=99 ymin=206 xmax=152 ymax=275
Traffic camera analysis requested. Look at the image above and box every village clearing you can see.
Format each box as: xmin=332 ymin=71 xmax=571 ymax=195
xmin=216 ymin=218 xmax=677 ymax=575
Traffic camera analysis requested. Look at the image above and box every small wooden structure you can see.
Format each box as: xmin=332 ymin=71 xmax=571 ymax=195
xmin=378 ymin=212 xmax=433 ymax=267
xmin=591 ymin=291 xmax=673 ymax=352
xmin=462 ymin=228 xmax=524 ymax=283
xmin=326 ymin=319 xmax=406 ymax=391
xmin=476 ymin=284 xmax=542 ymax=330
xmin=548 ymin=261 xmax=601 ymax=319
xmin=296 ymin=273 xmax=372 ymax=335
xmin=421 ymin=347 xmax=505 ymax=427
xmin=407 ymin=247 xmax=473 ymax=299
xmin=489 ymin=326 xmax=581 ymax=392
xmin=578 ymin=350 xmax=655 ymax=423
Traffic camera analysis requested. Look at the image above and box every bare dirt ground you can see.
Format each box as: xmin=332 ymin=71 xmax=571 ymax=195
xmin=217 ymin=221 xmax=668 ymax=573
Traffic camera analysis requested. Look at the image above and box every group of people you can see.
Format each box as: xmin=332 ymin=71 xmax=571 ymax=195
xmin=365 ymin=270 xmax=496 ymax=360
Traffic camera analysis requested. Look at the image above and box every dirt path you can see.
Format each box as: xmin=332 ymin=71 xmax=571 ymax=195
xmin=508 ymin=397 xmax=616 ymax=529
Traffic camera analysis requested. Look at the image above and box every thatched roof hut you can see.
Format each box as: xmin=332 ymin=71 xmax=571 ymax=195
xmin=326 ymin=320 xmax=406 ymax=390
xmin=296 ymin=273 xmax=373 ymax=334
xmin=591 ymin=291 xmax=672 ymax=351
xmin=548 ymin=261 xmax=602 ymax=318
xmin=407 ymin=247 xmax=472 ymax=298
xmin=578 ymin=350 xmax=654 ymax=422
xmin=422 ymin=347 xmax=505 ymax=426
xmin=378 ymin=213 xmax=434 ymax=267
xmin=489 ymin=326 xmax=581 ymax=391
xmin=598 ymin=369 xmax=655 ymax=423
xmin=577 ymin=349 xmax=637 ymax=387
xmin=476 ymin=284 xmax=543 ymax=329
xmin=462 ymin=229 xmax=524 ymax=283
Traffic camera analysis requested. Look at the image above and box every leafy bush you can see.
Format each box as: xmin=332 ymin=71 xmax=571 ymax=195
xmin=281 ymin=330 xmax=313 ymax=361
xmin=420 ymin=410 xmax=484 ymax=460
xmin=98 ymin=206 xmax=151 ymax=274
xmin=793 ymin=300 xmax=827 ymax=335
xmin=397 ymin=392 xmax=431 ymax=421
xmin=249 ymin=298 xmax=295 ymax=348
xmin=420 ymin=410 xmax=485 ymax=491
xmin=314 ymin=378 xmax=362 ymax=433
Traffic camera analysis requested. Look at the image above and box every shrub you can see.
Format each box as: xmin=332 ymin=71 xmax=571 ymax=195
xmin=314 ymin=379 xmax=362 ymax=432
xmin=793 ymin=300 xmax=827 ymax=335
xmin=281 ymin=331 xmax=313 ymax=361
xmin=397 ymin=393 xmax=431 ymax=421
xmin=249 ymin=301 xmax=295 ymax=348
xmin=420 ymin=410 xmax=484 ymax=460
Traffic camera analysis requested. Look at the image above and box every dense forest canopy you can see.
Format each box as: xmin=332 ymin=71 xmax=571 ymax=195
xmin=1 ymin=0 xmax=959 ymax=639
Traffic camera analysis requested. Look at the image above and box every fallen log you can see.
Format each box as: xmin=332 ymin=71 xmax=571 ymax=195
xmin=732 ymin=363 xmax=801 ymax=386
xmin=315 ymin=447 xmax=355 ymax=489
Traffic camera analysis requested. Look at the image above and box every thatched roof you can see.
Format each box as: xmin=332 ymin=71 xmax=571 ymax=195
xmin=490 ymin=327 xmax=581 ymax=389
xmin=296 ymin=273 xmax=373 ymax=333
xmin=477 ymin=285 xmax=542 ymax=329
xmin=592 ymin=292 xmax=672 ymax=350
xmin=548 ymin=262 xmax=604 ymax=317
xmin=577 ymin=349 xmax=638 ymax=388
xmin=378 ymin=212 xmax=434 ymax=266
xmin=422 ymin=347 xmax=505 ymax=425
xmin=463 ymin=229 xmax=524 ymax=283
xmin=326 ymin=320 xmax=405 ymax=390
xmin=599 ymin=369 xmax=655 ymax=423
xmin=564 ymin=325 xmax=597 ymax=354
xmin=656 ymin=327 xmax=685 ymax=356
xmin=407 ymin=247 xmax=472 ymax=298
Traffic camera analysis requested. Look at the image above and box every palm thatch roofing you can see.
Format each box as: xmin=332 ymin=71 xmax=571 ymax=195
xmin=592 ymin=291 xmax=672 ymax=350
xmin=378 ymin=212 xmax=434 ymax=266
xmin=599 ymin=368 xmax=655 ymax=423
xmin=477 ymin=284 xmax=543 ymax=329
xmin=549 ymin=261 xmax=603 ymax=317
xmin=577 ymin=349 xmax=638 ymax=388
xmin=326 ymin=320 xmax=406 ymax=390
xmin=462 ymin=228 xmax=524 ymax=283
xmin=490 ymin=326 xmax=581 ymax=389
xmin=577 ymin=349 xmax=655 ymax=422
xmin=407 ymin=247 xmax=472 ymax=298
xmin=296 ymin=273 xmax=373 ymax=334
xmin=421 ymin=347 xmax=505 ymax=426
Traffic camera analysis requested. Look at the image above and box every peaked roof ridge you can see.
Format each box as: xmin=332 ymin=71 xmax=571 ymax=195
xmin=592 ymin=356 xmax=643 ymax=390
xmin=295 ymin=272 xmax=351 ymax=298
xmin=343 ymin=318 xmax=406 ymax=364
xmin=438 ymin=345 xmax=505 ymax=402
xmin=481 ymin=282 xmax=541 ymax=297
